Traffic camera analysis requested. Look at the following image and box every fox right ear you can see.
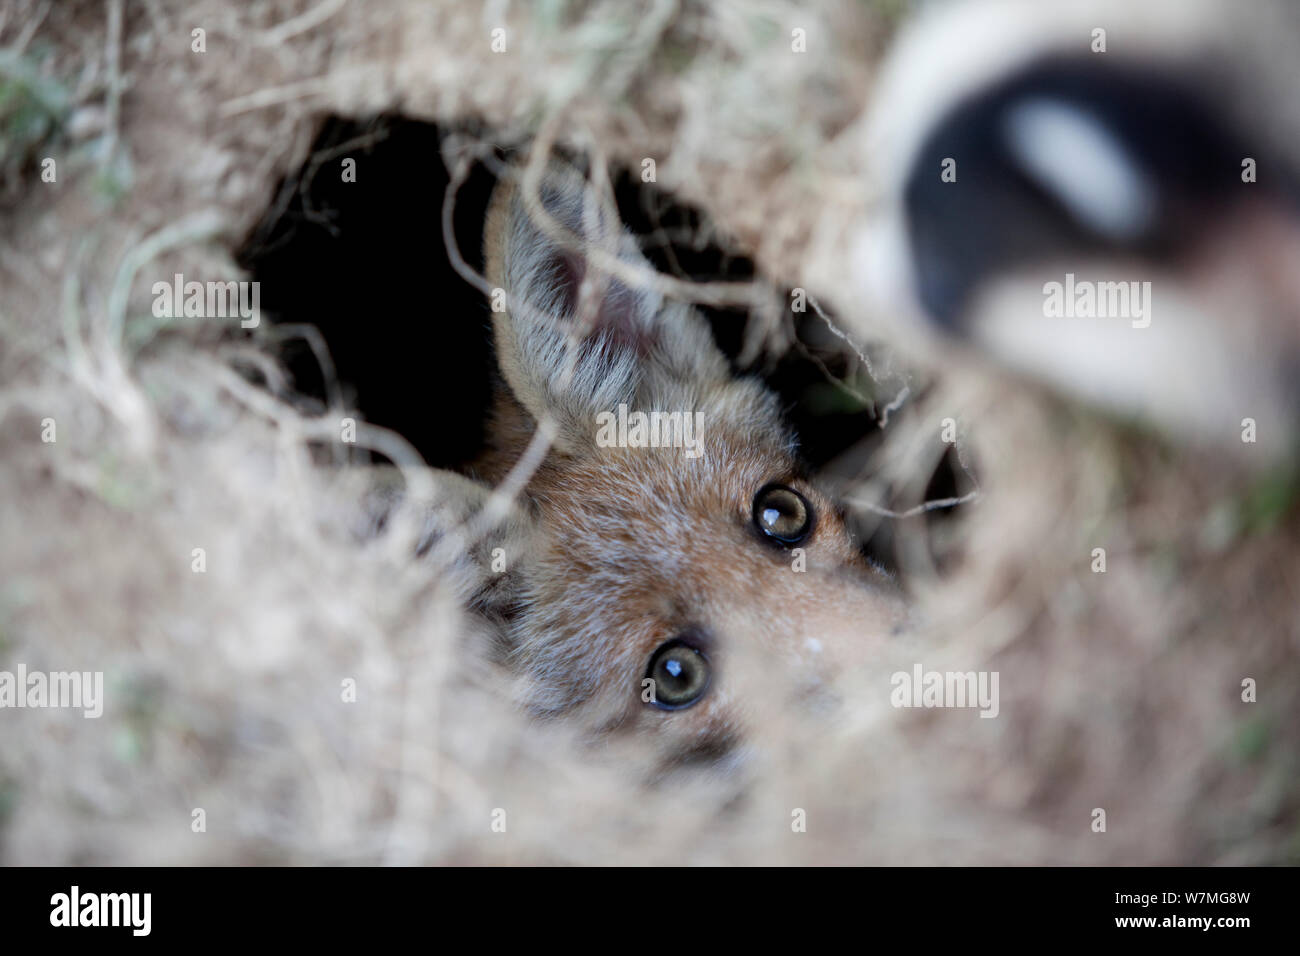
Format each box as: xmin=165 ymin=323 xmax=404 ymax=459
xmin=483 ymin=161 xmax=725 ymax=448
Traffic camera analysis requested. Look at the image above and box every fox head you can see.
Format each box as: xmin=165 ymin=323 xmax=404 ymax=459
xmin=466 ymin=160 xmax=907 ymax=772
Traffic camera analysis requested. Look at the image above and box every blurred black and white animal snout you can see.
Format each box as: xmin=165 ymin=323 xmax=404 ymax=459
xmin=904 ymin=57 xmax=1281 ymax=327
xmin=855 ymin=0 xmax=1300 ymax=461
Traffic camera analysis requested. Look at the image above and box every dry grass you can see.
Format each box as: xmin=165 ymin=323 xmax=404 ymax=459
xmin=0 ymin=0 xmax=1296 ymax=865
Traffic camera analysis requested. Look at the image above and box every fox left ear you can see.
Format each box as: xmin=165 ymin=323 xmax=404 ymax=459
xmin=483 ymin=161 xmax=726 ymax=448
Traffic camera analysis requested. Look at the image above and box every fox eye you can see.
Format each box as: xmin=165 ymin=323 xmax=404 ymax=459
xmin=645 ymin=639 xmax=711 ymax=710
xmin=752 ymin=484 xmax=813 ymax=546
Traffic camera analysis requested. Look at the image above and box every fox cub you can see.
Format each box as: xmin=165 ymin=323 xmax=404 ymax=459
xmin=422 ymin=161 xmax=907 ymax=772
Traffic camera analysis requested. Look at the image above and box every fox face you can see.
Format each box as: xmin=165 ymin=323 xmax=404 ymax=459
xmin=463 ymin=161 xmax=906 ymax=771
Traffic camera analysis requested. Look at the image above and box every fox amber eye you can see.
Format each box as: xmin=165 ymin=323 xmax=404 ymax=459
xmin=645 ymin=640 xmax=711 ymax=710
xmin=752 ymin=483 xmax=813 ymax=545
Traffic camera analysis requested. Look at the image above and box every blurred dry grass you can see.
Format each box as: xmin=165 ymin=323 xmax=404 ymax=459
xmin=0 ymin=0 xmax=1296 ymax=864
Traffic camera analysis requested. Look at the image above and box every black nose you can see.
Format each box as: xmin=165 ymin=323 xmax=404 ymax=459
xmin=903 ymin=56 xmax=1257 ymax=329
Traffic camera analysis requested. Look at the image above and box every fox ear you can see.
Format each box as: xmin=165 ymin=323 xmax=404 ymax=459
xmin=483 ymin=162 xmax=725 ymax=447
